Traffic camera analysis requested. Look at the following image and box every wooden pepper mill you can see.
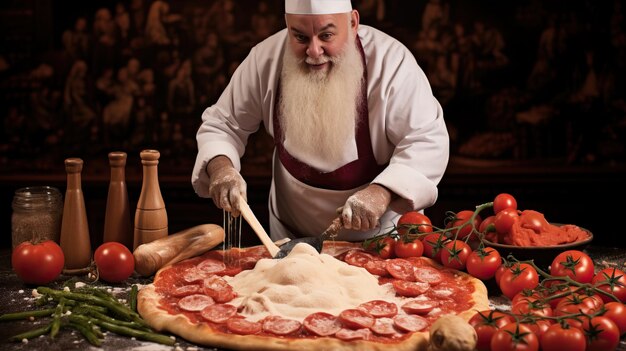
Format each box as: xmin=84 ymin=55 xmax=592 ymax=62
xmin=134 ymin=149 xmax=168 ymax=249
xmin=103 ymin=151 xmax=133 ymax=249
xmin=59 ymin=158 xmax=92 ymax=270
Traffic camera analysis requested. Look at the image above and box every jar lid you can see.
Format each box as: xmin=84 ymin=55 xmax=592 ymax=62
xmin=12 ymin=186 xmax=63 ymax=210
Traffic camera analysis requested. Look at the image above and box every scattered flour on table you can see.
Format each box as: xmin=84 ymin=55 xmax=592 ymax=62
xmin=225 ymin=243 xmax=399 ymax=322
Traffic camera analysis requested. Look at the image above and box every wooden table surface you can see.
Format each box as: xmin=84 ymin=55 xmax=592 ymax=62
xmin=0 ymin=246 xmax=625 ymax=351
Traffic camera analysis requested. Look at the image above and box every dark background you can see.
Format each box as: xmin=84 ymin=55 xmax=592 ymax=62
xmin=1 ymin=0 xmax=625 ymax=250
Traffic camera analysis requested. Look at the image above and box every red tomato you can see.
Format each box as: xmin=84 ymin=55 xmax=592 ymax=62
xmin=540 ymin=323 xmax=586 ymax=351
xmin=499 ymin=263 xmax=539 ymax=299
xmin=555 ymin=293 xmax=604 ymax=329
xmin=421 ymin=233 xmax=448 ymax=262
xmin=494 ymin=208 xmax=519 ymax=234
xmin=491 ymin=322 xmax=539 ymax=351
xmin=582 ymin=316 xmax=621 ymax=351
xmin=396 ymin=211 xmax=433 ymax=236
xmin=466 ymin=247 xmax=502 ymax=280
xmin=448 ymin=210 xmax=482 ymax=240
xmin=469 ymin=310 xmax=515 ymax=351
xmin=549 ymin=250 xmax=595 ymax=284
xmin=511 ymin=289 xmax=543 ymax=306
xmin=366 ymin=236 xmax=396 ymax=259
xmin=519 ymin=319 xmax=552 ymax=339
xmin=440 ymin=240 xmax=471 ymax=271
xmin=479 ymin=215 xmax=497 ymax=233
xmin=592 ymin=268 xmax=626 ymax=303
xmin=94 ymin=242 xmax=135 ymax=283
xmin=493 ymin=193 xmax=517 ymax=214
xmin=519 ymin=210 xmax=550 ymax=234
xmin=495 ymin=264 xmax=508 ymax=286
xmin=512 ymin=299 xmax=553 ymax=318
xmin=12 ymin=240 xmax=65 ymax=285
xmin=394 ymin=238 xmax=424 ymax=258
xmin=602 ymin=301 xmax=626 ymax=336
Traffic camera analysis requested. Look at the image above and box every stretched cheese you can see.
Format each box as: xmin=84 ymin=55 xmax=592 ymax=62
xmin=133 ymin=224 xmax=224 ymax=276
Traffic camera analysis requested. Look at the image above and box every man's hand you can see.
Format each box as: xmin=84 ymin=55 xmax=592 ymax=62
xmin=206 ymin=156 xmax=246 ymax=217
xmin=341 ymin=184 xmax=392 ymax=231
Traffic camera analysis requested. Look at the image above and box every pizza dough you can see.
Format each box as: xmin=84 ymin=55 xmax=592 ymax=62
xmin=138 ymin=241 xmax=489 ymax=351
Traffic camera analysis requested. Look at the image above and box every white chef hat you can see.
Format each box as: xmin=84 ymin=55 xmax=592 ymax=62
xmin=285 ymin=0 xmax=352 ymax=15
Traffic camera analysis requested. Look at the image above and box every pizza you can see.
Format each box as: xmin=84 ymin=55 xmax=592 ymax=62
xmin=138 ymin=241 xmax=489 ymax=351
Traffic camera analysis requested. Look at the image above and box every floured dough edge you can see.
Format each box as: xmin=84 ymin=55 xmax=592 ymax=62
xmin=137 ymin=244 xmax=490 ymax=351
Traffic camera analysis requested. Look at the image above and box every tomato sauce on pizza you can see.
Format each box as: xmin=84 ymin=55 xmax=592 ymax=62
xmin=138 ymin=241 xmax=489 ymax=351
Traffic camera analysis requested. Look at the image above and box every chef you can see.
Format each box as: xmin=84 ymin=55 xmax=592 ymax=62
xmin=192 ymin=0 xmax=449 ymax=242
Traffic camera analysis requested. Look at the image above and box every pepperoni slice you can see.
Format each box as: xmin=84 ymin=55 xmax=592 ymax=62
xmin=303 ymin=312 xmax=341 ymax=336
xmin=196 ymin=258 xmax=227 ymax=274
xmin=215 ymin=266 xmax=243 ymax=277
xmin=393 ymin=314 xmax=429 ymax=332
xmin=338 ymin=309 xmax=375 ymax=329
xmin=170 ymin=284 xmax=202 ymax=297
xmin=401 ymin=300 xmax=439 ymax=315
xmin=335 ymin=328 xmax=372 ymax=341
xmin=177 ymin=294 xmax=215 ymax=312
xmin=200 ymin=303 xmax=238 ymax=323
xmin=414 ymin=266 xmax=443 ymax=285
xmin=226 ymin=318 xmax=262 ymax=335
xmin=262 ymin=316 xmax=302 ymax=336
xmin=370 ymin=318 xmax=400 ymax=336
xmin=183 ymin=268 xmax=207 ymax=283
xmin=386 ymin=259 xmax=417 ymax=281
xmin=358 ymin=300 xmax=398 ymax=318
xmin=363 ymin=260 xmax=389 ymax=276
xmin=203 ymin=275 xmax=237 ymax=303
xmin=344 ymin=250 xmax=377 ymax=268
xmin=392 ymin=280 xmax=429 ymax=297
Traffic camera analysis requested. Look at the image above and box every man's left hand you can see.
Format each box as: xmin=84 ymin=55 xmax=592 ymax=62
xmin=341 ymin=184 xmax=392 ymax=231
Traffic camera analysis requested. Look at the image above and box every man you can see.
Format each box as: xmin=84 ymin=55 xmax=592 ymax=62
xmin=192 ymin=0 xmax=449 ymax=242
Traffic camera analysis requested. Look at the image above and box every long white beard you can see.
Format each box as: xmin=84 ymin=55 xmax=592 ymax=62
xmin=279 ymin=33 xmax=364 ymax=171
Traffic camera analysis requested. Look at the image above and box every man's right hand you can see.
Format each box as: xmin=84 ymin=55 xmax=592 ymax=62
xmin=206 ymin=156 xmax=246 ymax=217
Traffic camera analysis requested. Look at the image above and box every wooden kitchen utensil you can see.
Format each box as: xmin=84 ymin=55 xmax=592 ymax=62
xmin=238 ymin=195 xmax=280 ymax=257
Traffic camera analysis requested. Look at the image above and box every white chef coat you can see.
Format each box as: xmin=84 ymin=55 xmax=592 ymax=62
xmin=192 ymin=25 xmax=449 ymax=241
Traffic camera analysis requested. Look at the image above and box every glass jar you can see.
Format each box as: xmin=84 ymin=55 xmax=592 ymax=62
xmin=11 ymin=186 xmax=63 ymax=248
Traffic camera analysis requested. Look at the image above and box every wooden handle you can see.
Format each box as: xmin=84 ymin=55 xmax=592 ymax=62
xmin=238 ymin=195 xmax=280 ymax=257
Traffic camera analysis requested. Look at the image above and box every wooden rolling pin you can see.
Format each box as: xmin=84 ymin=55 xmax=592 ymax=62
xmin=133 ymin=223 xmax=225 ymax=276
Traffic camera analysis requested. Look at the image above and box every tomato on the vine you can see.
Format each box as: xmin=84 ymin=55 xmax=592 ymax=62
xmin=555 ymin=293 xmax=604 ymax=329
xmin=511 ymin=299 xmax=553 ymax=318
xmin=448 ymin=210 xmax=482 ymax=239
xmin=540 ymin=323 xmax=586 ymax=351
xmin=396 ymin=211 xmax=433 ymax=236
xmin=440 ymin=240 xmax=471 ymax=271
xmin=494 ymin=208 xmax=519 ymax=235
xmin=469 ymin=310 xmax=514 ymax=351
xmin=549 ymin=250 xmax=595 ymax=284
xmin=493 ymin=193 xmax=517 ymax=214
xmin=491 ymin=322 xmax=539 ymax=351
xmin=94 ymin=242 xmax=135 ymax=283
xmin=519 ymin=319 xmax=552 ymax=339
xmin=366 ymin=236 xmax=396 ymax=259
xmin=394 ymin=237 xmax=424 ymax=258
xmin=499 ymin=263 xmax=539 ymax=299
xmin=592 ymin=268 xmax=626 ymax=303
xmin=582 ymin=316 xmax=621 ymax=351
xmin=421 ymin=233 xmax=448 ymax=262
xmin=12 ymin=240 xmax=65 ymax=285
xmin=602 ymin=301 xmax=626 ymax=335
xmin=466 ymin=247 xmax=501 ymax=280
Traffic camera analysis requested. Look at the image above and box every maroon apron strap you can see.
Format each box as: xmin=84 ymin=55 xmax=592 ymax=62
xmin=273 ymin=37 xmax=387 ymax=191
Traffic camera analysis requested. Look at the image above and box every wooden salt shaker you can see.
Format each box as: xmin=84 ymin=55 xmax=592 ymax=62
xmin=134 ymin=149 xmax=168 ymax=249
xmin=59 ymin=158 xmax=92 ymax=270
xmin=103 ymin=151 xmax=133 ymax=249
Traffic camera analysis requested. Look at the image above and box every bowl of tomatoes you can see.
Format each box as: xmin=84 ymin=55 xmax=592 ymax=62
xmin=483 ymin=225 xmax=594 ymax=270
